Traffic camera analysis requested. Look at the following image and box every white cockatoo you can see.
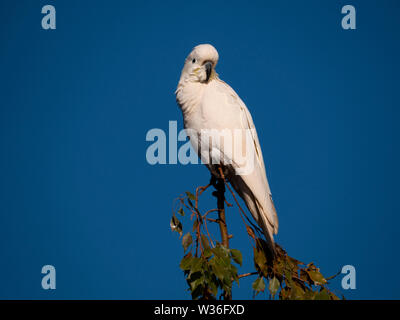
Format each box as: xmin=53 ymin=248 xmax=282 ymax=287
xmin=176 ymin=44 xmax=278 ymax=254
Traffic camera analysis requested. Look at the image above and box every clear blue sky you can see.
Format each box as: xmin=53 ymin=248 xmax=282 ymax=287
xmin=0 ymin=0 xmax=399 ymax=299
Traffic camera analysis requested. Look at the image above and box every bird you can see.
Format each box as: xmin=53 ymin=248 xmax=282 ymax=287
xmin=175 ymin=44 xmax=278 ymax=255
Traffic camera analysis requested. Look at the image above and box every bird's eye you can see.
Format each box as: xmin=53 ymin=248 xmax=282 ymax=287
xmin=192 ymin=58 xmax=196 ymax=63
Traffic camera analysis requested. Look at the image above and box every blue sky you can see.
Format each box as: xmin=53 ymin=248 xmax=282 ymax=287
xmin=0 ymin=0 xmax=399 ymax=299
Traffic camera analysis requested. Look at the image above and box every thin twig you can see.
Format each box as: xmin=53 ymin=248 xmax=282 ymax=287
xmin=217 ymin=167 xmax=261 ymax=245
xmin=238 ymin=272 xmax=258 ymax=279
xmin=202 ymin=209 xmax=219 ymax=219
xmin=224 ymin=181 xmax=263 ymax=236
xmin=216 ymin=167 xmax=230 ymax=248
xmin=203 ymin=217 xmax=215 ymax=247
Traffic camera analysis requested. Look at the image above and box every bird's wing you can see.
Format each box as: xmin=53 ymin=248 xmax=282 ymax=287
xmin=202 ymin=79 xmax=278 ymax=236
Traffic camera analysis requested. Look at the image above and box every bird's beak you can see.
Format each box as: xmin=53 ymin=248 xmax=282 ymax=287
xmin=204 ymin=61 xmax=213 ymax=82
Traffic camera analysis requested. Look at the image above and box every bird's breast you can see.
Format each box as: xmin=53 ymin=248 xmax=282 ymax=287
xmin=176 ymin=81 xmax=205 ymax=120
xmin=176 ymin=79 xmax=241 ymax=131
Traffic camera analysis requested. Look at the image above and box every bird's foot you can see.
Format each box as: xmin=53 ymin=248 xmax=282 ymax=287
xmin=210 ymin=165 xmax=230 ymax=181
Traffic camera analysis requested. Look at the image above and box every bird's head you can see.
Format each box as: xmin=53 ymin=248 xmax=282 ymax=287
xmin=179 ymin=44 xmax=219 ymax=83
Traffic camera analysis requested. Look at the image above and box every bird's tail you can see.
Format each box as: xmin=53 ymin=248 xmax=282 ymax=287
xmin=236 ymin=191 xmax=278 ymax=260
xmin=253 ymin=195 xmax=279 ymax=261
xmin=258 ymin=217 xmax=277 ymax=261
xmin=227 ymin=173 xmax=278 ymax=260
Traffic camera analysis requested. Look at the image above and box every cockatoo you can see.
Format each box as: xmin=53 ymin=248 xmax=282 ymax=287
xmin=175 ymin=44 xmax=278 ymax=255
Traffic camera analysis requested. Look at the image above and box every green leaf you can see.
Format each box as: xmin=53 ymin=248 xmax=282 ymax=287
xmin=208 ymin=278 xmax=218 ymax=297
xmin=300 ymin=269 xmax=312 ymax=285
xmin=191 ymin=282 xmax=204 ymax=300
xmin=222 ymin=275 xmax=233 ymax=290
xmin=268 ymin=277 xmax=280 ymax=297
xmin=253 ymin=247 xmax=267 ymax=271
xmin=190 ymin=258 xmax=203 ymax=274
xmin=182 ymin=233 xmax=192 ymax=252
xmin=212 ymin=245 xmax=229 ymax=259
xmin=284 ymin=269 xmax=293 ymax=288
xmin=185 ymin=191 xmax=196 ymax=201
xmin=252 ymin=277 xmax=265 ymax=294
xmin=203 ymin=247 xmax=213 ymax=259
xmin=273 ymin=259 xmax=285 ymax=275
xmin=286 ymin=256 xmax=300 ymax=272
xmin=201 ymin=235 xmax=210 ymax=250
xmin=210 ymin=258 xmax=225 ymax=281
xmin=180 ymin=254 xmax=193 ymax=271
xmin=307 ymin=270 xmax=327 ymax=285
xmin=178 ymin=208 xmax=185 ymax=216
xmin=232 ymin=268 xmax=240 ymax=286
xmin=170 ymin=214 xmax=183 ymax=236
xmin=189 ymin=277 xmax=204 ymax=292
xmin=290 ymin=282 xmax=305 ymax=300
xmin=315 ymin=288 xmax=330 ymax=300
xmin=230 ymin=249 xmax=243 ymax=266
xmin=212 ymin=249 xmax=230 ymax=267
xmin=303 ymin=289 xmax=318 ymax=300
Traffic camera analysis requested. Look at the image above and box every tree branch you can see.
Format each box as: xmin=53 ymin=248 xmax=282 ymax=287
xmin=214 ymin=169 xmax=229 ymax=248
xmin=238 ymin=272 xmax=258 ymax=279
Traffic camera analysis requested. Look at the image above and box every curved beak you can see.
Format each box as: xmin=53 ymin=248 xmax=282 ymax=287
xmin=204 ymin=61 xmax=213 ymax=81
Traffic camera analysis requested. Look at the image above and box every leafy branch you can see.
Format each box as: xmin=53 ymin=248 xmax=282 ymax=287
xmin=171 ymin=169 xmax=342 ymax=300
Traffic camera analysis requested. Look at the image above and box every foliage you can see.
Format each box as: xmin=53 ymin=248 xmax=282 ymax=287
xmin=171 ymin=185 xmax=342 ymax=300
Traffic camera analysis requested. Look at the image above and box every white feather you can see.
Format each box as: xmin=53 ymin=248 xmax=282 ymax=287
xmin=176 ymin=44 xmax=278 ymax=251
